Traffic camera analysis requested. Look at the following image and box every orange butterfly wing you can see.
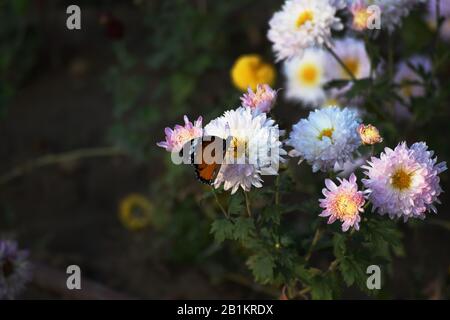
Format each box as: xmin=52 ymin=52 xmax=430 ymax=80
xmin=192 ymin=136 xmax=226 ymax=184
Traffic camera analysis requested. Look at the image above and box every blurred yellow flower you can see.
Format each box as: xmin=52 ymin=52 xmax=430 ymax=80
xmin=230 ymin=54 xmax=275 ymax=91
xmin=118 ymin=194 xmax=153 ymax=231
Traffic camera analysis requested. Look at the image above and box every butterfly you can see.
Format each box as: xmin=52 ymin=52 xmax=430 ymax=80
xmin=189 ymin=136 xmax=229 ymax=185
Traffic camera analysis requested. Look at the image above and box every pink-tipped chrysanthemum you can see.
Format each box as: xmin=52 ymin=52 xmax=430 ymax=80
xmin=319 ymin=173 xmax=365 ymax=232
xmin=157 ymin=115 xmax=203 ymax=152
xmin=362 ymin=142 xmax=447 ymax=221
xmin=240 ymin=84 xmax=277 ymax=115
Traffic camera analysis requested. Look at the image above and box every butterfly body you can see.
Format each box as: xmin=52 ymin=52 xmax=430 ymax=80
xmin=190 ymin=136 xmax=228 ymax=185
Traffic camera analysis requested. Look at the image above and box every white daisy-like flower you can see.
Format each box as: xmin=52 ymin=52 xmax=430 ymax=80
xmin=283 ymin=48 xmax=328 ymax=107
xmin=204 ymin=107 xmax=286 ymax=194
xmin=268 ymin=0 xmax=343 ymax=62
xmin=287 ymin=106 xmax=362 ymax=172
xmin=326 ymin=37 xmax=371 ymax=81
xmin=362 ymin=142 xmax=447 ymax=221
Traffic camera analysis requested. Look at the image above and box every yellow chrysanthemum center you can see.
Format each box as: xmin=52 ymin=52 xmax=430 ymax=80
xmin=231 ymin=137 xmax=248 ymax=159
xmin=391 ymin=169 xmax=413 ymax=190
xmin=342 ymin=58 xmax=360 ymax=79
xmin=324 ymin=98 xmax=339 ymax=107
xmin=401 ymin=79 xmax=414 ymax=98
xmin=231 ymin=55 xmax=276 ymax=91
xmin=119 ymin=194 xmax=153 ymax=231
xmin=298 ymin=63 xmax=320 ymax=87
xmin=333 ymin=193 xmax=359 ymax=220
xmin=318 ymin=128 xmax=334 ymax=140
xmin=296 ymin=10 xmax=314 ymax=28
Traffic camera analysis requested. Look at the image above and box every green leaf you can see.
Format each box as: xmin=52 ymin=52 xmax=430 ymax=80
xmin=310 ymin=275 xmax=334 ymax=300
xmin=339 ymin=256 xmax=366 ymax=287
xmin=261 ymin=205 xmax=281 ymax=224
xmin=228 ymin=192 xmax=244 ymax=216
xmin=232 ymin=217 xmax=255 ymax=242
xmin=364 ymin=219 xmax=404 ymax=258
xmin=246 ymin=253 xmax=275 ymax=284
xmin=333 ymin=233 xmax=346 ymax=258
xmin=210 ymin=219 xmax=234 ymax=244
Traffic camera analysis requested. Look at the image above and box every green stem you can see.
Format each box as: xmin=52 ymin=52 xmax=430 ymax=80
xmin=297 ymin=286 xmax=311 ymax=300
xmin=433 ymin=0 xmax=441 ymax=58
xmin=244 ymin=191 xmax=252 ymax=217
xmin=0 ymin=147 xmax=124 ymax=186
xmin=211 ymin=187 xmax=229 ymax=219
xmin=275 ymin=175 xmax=280 ymax=206
xmin=326 ymin=260 xmax=339 ymax=273
xmin=388 ymin=34 xmax=394 ymax=80
xmin=305 ymin=228 xmax=322 ymax=262
xmin=325 ymin=44 xmax=356 ymax=81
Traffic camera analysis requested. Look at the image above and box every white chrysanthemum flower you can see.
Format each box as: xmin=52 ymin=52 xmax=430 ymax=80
xmin=204 ymin=107 xmax=286 ymax=194
xmin=346 ymin=0 xmax=423 ymax=32
xmin=362 ymin=142 xmax=447 ymax=221
xmin=287 ymin=106 xmax=362 ymax=172
xmin=283 ymin=48 xmax=328 ymax=107
xmin=326 ymin=38 xmax=371 ymax=81
xmin=268 ymin=0 xmax=343 ymax=62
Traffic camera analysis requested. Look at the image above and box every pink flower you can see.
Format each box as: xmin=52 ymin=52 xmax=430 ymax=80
xmin=157 ymin=115 xmax=203 ymax=152
xmin=362 ymin=142 xmax=447 ymax=221
xmin=240 ymin=84 xmax=277 ymax=115
xmin=350 ymin=0 xmax=371 ymax=31
xmin=319 ymin=173 xmax=365 ymax=232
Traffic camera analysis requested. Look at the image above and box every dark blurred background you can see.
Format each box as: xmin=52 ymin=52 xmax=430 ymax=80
xmin=0 ymin=0 xmax=449 ymax=299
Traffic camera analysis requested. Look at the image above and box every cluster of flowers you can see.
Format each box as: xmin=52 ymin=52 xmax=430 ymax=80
xmin=158 ymin=0 xmax=447 ymax=233
xmin=297 ymin=107 xmax=446 ymax=231
xmin=229 ymin=1 xmax=439 ymax=120
xmin=267 ymin=0 xmax=436 ymax=116
xmin=268 ymin=0 xmax=426 ymax=62
xmin=158 ymin=85 xmax=286 ymax=194
xmin=158 ymin=87 xmax=446 ymax=232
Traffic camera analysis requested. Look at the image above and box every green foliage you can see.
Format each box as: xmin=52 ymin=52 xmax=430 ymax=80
xmin=246 ymin=252 xmax=275 ymax=284
xmin=211 ymin=219 xmax=235 ymax=244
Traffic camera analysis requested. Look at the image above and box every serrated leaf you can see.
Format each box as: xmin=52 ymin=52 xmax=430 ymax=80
xmin=246 ymin=253 xmax=275 ymax=285
xmin=339 ymin=255 xmax=369 ymax=289
xmin=310 ymin=276 xmax=334 ymax=300
xmin=332 ymin=233 xmax=346 ymax=258
xmin=227 ymin=192 xmax=244 ymax=216
xmin=210 ymin=219 xmax=234 ymax=244
xmin=233 ymin=217 xmax=255 ymax=242
xmin=261 ymin=205 xmax=281 ymax=224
